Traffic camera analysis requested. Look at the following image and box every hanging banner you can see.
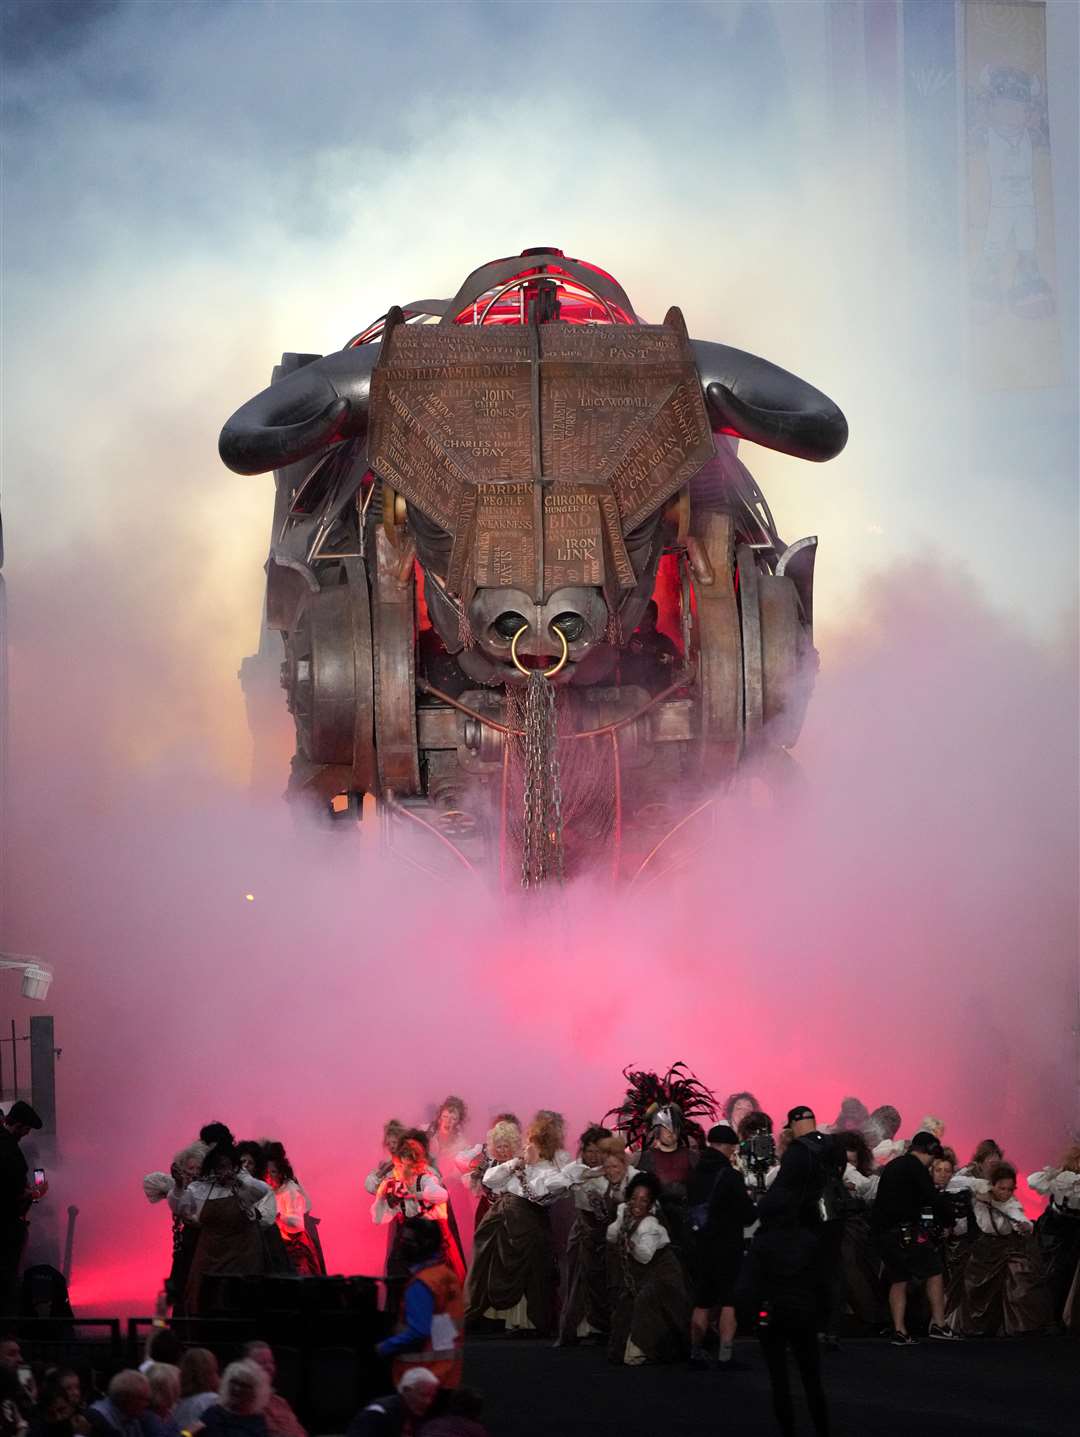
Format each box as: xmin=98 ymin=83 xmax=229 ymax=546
xmin=965 ymin=0 xmax=1061 ymax=389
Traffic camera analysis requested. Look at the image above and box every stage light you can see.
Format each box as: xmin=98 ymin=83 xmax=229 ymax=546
xmin=245 ymin=893 xmax=255 ymax=902
xmin=1 ymin=954 xmax=53 ymax=1002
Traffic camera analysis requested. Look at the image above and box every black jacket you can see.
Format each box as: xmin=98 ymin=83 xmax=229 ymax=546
xmin=0 ymin=1129 xmax=30 ymax=1225
xmin=688 ymin=1150 xmax=756 ymax=1244
xmin=871 ymin=1153 xmax=951 ymax=1232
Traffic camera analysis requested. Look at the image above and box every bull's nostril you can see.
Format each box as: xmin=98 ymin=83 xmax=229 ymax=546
xmin=492 ymin=611 xmax=527 ymax=641
xmin=551 ymin=612 xmax=586 ymax=643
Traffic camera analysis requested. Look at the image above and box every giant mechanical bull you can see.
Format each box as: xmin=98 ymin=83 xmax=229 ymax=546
xmin=221 ymin=250 xmax=847 ymax=880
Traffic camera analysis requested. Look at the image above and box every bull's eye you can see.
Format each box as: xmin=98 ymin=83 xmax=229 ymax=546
xmin=492 ymin=611 xmax=527 ymax=641
xmin=551 ymin=612 xmax=586 ymax=643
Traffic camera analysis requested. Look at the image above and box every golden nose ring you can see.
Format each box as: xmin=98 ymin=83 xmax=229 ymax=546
xmin=510 ymin=623 xmax=569 ymax=679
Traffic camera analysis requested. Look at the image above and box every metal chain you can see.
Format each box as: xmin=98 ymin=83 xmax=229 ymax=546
xmin=521 ymin=671 xmax=564 ymax=888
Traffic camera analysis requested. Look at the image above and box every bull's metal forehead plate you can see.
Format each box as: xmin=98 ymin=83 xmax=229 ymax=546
xmin=368 ymin=313 xmax=713 ymax=601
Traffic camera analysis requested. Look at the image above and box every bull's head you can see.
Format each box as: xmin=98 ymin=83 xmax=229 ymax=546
xmin=220 ymin=252 xmax=846 ymax=685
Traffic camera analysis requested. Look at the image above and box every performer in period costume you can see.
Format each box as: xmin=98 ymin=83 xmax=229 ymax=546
xmin=142 ymin=1141 xmax=208 ymax=1315
xmin=555 ymin=1125 xmax=612 ymax=1346
xmin=173 ymin=1144 xmax=275 ymax=1315
xmin=946 ymin=1162 xmax=1052 ymax=1337
xmin=606 ymin=1173 xmax=691 ymax=1366
xmin=264 ymin=1143 xmax=323 ymax=1277
xmin=455 ymin=1116 xmax=521 ymax=1232
xmin=372 ymin=1133 xmax=465 ymax=1285
xmin=426 ymin=1098 xmax=472 ymax=1264
xmin=1028 ymin=1144 xmax=1080 ymax=1325
xmin=604 ymin=1064 xmax=716 ymax=1250
xmin=465 ymin=1115 xmax=569 ymax=1336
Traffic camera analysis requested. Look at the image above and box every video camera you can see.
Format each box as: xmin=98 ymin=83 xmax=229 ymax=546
xmin=740 ymin=1132 xmax=777 ymax=1195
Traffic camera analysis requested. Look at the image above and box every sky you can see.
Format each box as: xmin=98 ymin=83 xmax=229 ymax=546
xmin=0 ymin=0 xmax=1077 ymax=1310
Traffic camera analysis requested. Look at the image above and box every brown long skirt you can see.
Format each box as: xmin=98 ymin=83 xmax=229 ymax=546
xmin=558 ymin=1210 xmax=610 ymax=1342
xmin=465 ymin=1194 xmax=558 ymax=1335
xmin=946 ymin=1232 xmax=1053 ymax=1336
xmin=185 ymin=1196 xmax=264 ymax=1314
xmin=608 ymin=1246 xmax=690 ymax=1364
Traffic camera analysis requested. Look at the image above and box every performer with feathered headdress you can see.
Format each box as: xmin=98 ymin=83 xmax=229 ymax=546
xmin=604 ymin=1064 xmax=718 ymax=1246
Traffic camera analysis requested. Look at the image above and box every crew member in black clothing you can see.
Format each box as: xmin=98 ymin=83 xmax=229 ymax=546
xmin=739 ymin=1214 xmax=830 ymax=1437
xmin=686 ymin=1125 xmax=756 ymax=1371
xmin=871 ymin=1129 xmax=960 ymax=1345
xmin=0 ymin=1102 xmax=45 ymax=1315
xmin=758 ymin=1106 xmax=849 ymax=1347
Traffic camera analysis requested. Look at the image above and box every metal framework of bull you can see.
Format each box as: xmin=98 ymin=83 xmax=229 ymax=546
xmin=221 ymin=249 xmax=847 ymax=884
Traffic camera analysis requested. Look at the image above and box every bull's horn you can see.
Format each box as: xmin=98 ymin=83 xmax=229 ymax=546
xmin=219 ymin=347 xmax=378 ymax=476
xmin=691 ymin=339 xmax=848 ymax=463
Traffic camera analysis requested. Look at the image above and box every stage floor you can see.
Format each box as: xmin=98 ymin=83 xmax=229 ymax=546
xmin=465 ymin=1333 xmax=1077 ymax=1436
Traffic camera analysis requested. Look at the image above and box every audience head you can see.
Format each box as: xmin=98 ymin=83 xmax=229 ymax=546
xmin=577 ymin=1125 xmax=612 ymax=1167
xmin=55 ymin=1370 xmax=82 ymax=1409
xmin=723 ymin=1092 xmax=760 ymax=1131
xmin=486 ymin=1120 xmax=521 ymax=1163
xmin=0 ymin=1336 xmax=22 ymax=1370
xmin=146 ymin=1364 xmax=180 ymax=1419
xmin=908 ymin=1130 xmax=943 ymax=1164
xmin=107 ymin=1371 xmax=150 ymax=1419
xmin=786 ymin=1105 xmax=817 ymax=1139
xmin=707 ymin=1124 xmax=738 ymax=1157
xmin=987 ymin=1161 xmax=1018 ymax=1202
xmin=37 ymin=1380 xmax=75 ymax=1427
xmin=242 ymin=1343 xmax=276 ymax=1386
xmin=833 ymin=1096 xmax=870 ymax=1132
xmin=396 ymin=1368 xmax=439 ymax=1417
xmin=625 ymin=1171 xmax=662 ymax=1220
xmin=179 ymin=1348 xmax=219 ymax=1398
xmin=145 ymin=1328 xmax=183 ymax=1368
xmin=220 ymin=1361 xmax=269 ymax=1416
xmin=737 ymin=1110 xmax=774 ymax=1141
xmin=1 ymin=1101 xmax=42 ymax=1138
xmin=919 ymin=1114 xmax=945 ymax=1139
xmin=869 ymin=1105 xmax=902 ymax=1142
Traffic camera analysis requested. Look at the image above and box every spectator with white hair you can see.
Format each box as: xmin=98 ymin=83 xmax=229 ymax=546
xmin=144 ymin=1368 xmax=179 ymax=1437
xmin=345 ymin=1370 xmax=440 ymax=1436
xmin=197 ymin=1363 xmax=269 ymax=1437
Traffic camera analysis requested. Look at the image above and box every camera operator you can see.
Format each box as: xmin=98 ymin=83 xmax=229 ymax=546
xmin=871 ymin=1130 xmax=960 ymax=1345
xmin=736 ymin=1112 xmax=780 ymax=1205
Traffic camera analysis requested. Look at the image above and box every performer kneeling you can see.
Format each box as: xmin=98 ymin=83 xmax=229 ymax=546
xmin=606 ymin=1173 xmax=691 ymax=1366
